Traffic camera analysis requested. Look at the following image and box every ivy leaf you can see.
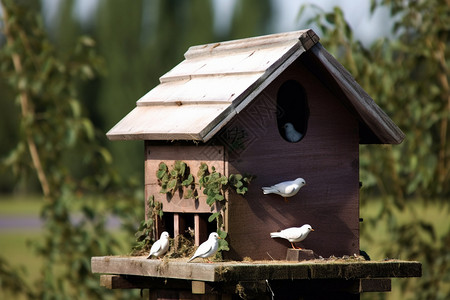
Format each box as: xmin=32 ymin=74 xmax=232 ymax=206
xmin=206 ymin=195 xmax=215 ymax=206
xmin=167 ymin=179 xmax=177 ymax=190
xmin=208 ymin=212 xmax=221 ymax=222
xmin=182 ymin=174 xmax=193 ymax=186
xmin=217 ymin=229 xmax=228 ymax=239
xmin=218 ymin=239 xmax=229 ymax=251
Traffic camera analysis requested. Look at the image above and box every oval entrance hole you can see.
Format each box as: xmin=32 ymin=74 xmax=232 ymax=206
xmin=277 ymin=80 xmax=309 ymax=143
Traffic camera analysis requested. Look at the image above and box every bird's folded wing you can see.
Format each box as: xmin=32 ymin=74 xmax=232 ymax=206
xmin=282 ymin=228 xmax=302 ymax=239
xmin=150 ymin=241 xmax=162 ymax=253
xmin=196 ymin=243 xmax=212 ymax=256
xmin=283 ymin=184 xmax=295 ymax=194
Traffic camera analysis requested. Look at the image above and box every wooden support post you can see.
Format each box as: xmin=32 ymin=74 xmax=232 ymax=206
xmin=174 ymin=213 xmax=185 ymax=237
xmin=286 ymin=248 xmax=315 ymax=261
xmin=173 ymin=213 xmax=186 ymax=250
xmin=194 ymin=214 xmax=207 ymax=246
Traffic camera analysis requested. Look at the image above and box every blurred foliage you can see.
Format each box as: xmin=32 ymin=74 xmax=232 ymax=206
xmin=0 ymin=0 xmax=141 ymax=299
xmin=0 ymin=0 xmax=271 ymax=299
xmin=0 ymin=0 xmax=448 ymax=299
xmin=302 ymin=1 xmax=449 ymax=200
xmin=300 ymin=1 xmax=450 ymax=299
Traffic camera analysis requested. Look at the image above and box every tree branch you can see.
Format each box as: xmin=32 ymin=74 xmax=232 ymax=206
xmin=1 ymin=2 xmax=51 ymax=197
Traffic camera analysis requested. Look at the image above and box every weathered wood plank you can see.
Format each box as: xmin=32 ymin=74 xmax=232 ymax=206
xmin=106 ymin=104 xmax=231 ymax=141
xmin=138 ymin=73 xmax=262 ymax=104
xmin=91 ymin=256 xmax=422 ymax=283
xmin=144 ymin=145 xmax=224 ymax=214
xmin=184 ymin=30 xmax=316 ymax=60
xmin=100 ymin=275 xmax=190 ymax=290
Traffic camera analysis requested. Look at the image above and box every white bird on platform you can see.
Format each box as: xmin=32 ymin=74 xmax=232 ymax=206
xmin=270 ymin=224 xmax=314 ymax=249
xmin=188 ymin=232 xmax=221 ymax=262
xmin=283 ymin=123 xmax=303 ymax=142
xmin=147 ymin=231 xmax=170 ymax=259
xmin=262 ymin=178 xmax=306 ymax=202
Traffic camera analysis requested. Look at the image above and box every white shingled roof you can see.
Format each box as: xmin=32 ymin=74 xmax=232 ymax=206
xmin=107 ymin=29 xmax=404 ymax=144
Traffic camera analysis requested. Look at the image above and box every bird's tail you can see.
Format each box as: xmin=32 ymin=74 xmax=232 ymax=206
xmin=187 ymin=256 xmax=195 ymax=263
xmin=270 ymin=232 xmax=282 ymax=239
xmin=262 ymin=187 xmax=275 ymax=194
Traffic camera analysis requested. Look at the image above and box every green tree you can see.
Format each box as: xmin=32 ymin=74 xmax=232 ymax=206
xmin=300 ymin=1 xmax=449 ymax=299
xmin=0 ymin=1 xmax=140 ymax=298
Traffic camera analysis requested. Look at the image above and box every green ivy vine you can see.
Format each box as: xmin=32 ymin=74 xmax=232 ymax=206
xmin=156 ymin=160 xmax=254 ymax=253
xmin=133 ymin=195 xmax=163 ymax=255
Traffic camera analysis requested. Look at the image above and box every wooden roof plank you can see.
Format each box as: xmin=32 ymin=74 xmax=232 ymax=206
xmin=184 ymin=29 xmax=315 ymax=60
xmin=137 ymin=73 xmax=263 ymax=106
xmin=160 ymin=42 xmax=299 ymax=83
xmin=106 ymin=104 xmax=230 ymax=141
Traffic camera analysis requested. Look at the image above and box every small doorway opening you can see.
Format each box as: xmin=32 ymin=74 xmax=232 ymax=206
xmin=276 ymin=80 xmax=309 ymax=143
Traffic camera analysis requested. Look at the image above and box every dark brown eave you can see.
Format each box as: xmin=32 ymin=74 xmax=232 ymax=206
xmin=301 ymin=43 xmax=405 ymax=144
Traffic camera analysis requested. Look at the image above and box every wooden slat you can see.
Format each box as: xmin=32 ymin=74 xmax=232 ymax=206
xmin=159 ymin=43 xmax=299 ymax=84
xmin=106 ymin=104 xmax=232 ymax=141
xmin=184 ymin=30 xmax=316 ymax=60
xmin=137 ymin=73 xmax=262 ymax=105
xmin=99 ymin=275 xmax=390 ymax=295
xmin=91 ymin=256 xmax=422 ymax=282
xmin=145 ymin=145 xmax=224 ymax=214
xmin=100 ymin=275 xmax=190 ymax=290
xmin=194 ymin=214 xmax=208 ymax=246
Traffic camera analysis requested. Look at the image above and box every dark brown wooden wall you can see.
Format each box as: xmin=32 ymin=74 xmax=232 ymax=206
xmin=225 ymin=58 xmax=360 ymax=260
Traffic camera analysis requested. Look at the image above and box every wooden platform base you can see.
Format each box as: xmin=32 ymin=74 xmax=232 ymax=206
xmin=91 ymin=256 xmax=421 ymax=299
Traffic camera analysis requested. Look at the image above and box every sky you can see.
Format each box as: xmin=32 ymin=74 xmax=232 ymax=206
xmin=37 ymin=0 xmax=393 ymax=47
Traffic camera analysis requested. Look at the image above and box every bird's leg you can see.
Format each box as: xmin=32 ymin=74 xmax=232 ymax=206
xmin=284 ymin=197 xmax=288 ymax=203
xmin=290 ymin=242 xmax=302 ymax=250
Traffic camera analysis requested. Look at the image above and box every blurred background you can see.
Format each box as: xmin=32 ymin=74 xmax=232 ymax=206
xmin=0 ymin=0 xmax=448 ymax=299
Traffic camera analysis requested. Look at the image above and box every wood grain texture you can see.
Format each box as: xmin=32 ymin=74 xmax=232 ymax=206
xmin=223 ymin=59 xmax=360 ymax=260
xmin=91 ymin=256 xmax=422 ymax=282
xmin=301 ymin=43 xmax=405 ymax=144
xmin=106 ymin=31 xmax=318 ymax=141
xmin=106 ymin=30 xmax=402 ymax=146
xmin=144 ymin=144 xmax=225 ymax=215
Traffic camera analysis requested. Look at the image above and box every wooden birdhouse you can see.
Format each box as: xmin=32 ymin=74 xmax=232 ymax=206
xmin=93 ymin=29 xmax=422 ymax=299
xmin=106 ymin=29 xmax=405 ymax=261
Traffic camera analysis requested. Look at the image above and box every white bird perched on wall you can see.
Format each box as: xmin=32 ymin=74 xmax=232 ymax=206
xmin=283 ymin=122 xmax=303 ymax=142
xmin=147 ymin=231 xmax=170 ymax=259
xmin=188 ymin=232 xmax=221 ymax=262
xmin=262 ymin=178 xmax=306 ymax=202
xmin=270 ymin=224 xmax=314 ymax=249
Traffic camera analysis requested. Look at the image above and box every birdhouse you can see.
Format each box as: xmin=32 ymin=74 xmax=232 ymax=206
xmin=107 ymin=29 xmax=405 ymax=261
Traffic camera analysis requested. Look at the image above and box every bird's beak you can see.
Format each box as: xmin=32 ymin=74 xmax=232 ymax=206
xmin=311 ymin=228 xmax=315 ymax=231
xmin=218 ymin=237 xmax=222 ymax=239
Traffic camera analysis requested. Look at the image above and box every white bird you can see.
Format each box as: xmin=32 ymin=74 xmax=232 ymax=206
xmin=188 ymin=232 xmax=221 ymax=262
xmin=147 ymin=231 xmax=170 ymax=259
xmin=270 ymin=224 xmax=314 ymax=249
xmin=262 ymin=178 xmax=306 ymax=202
xmin=283 ymin=123 xmax=303 ymax=142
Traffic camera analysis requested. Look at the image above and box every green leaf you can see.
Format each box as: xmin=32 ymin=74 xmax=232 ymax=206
xmin=206 ymin=195 xmax=215 ymax=206
xmin=208 ymin=212 xmax=220 ymax=222
xmin=167 ymin=179 xmax=177 ymax=190
xmin=182 ymin=174 xmax=193 ymax=186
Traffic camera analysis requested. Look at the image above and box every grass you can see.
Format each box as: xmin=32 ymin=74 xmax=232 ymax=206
xmin=0 ymin=195 xmax=133 ymax=299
